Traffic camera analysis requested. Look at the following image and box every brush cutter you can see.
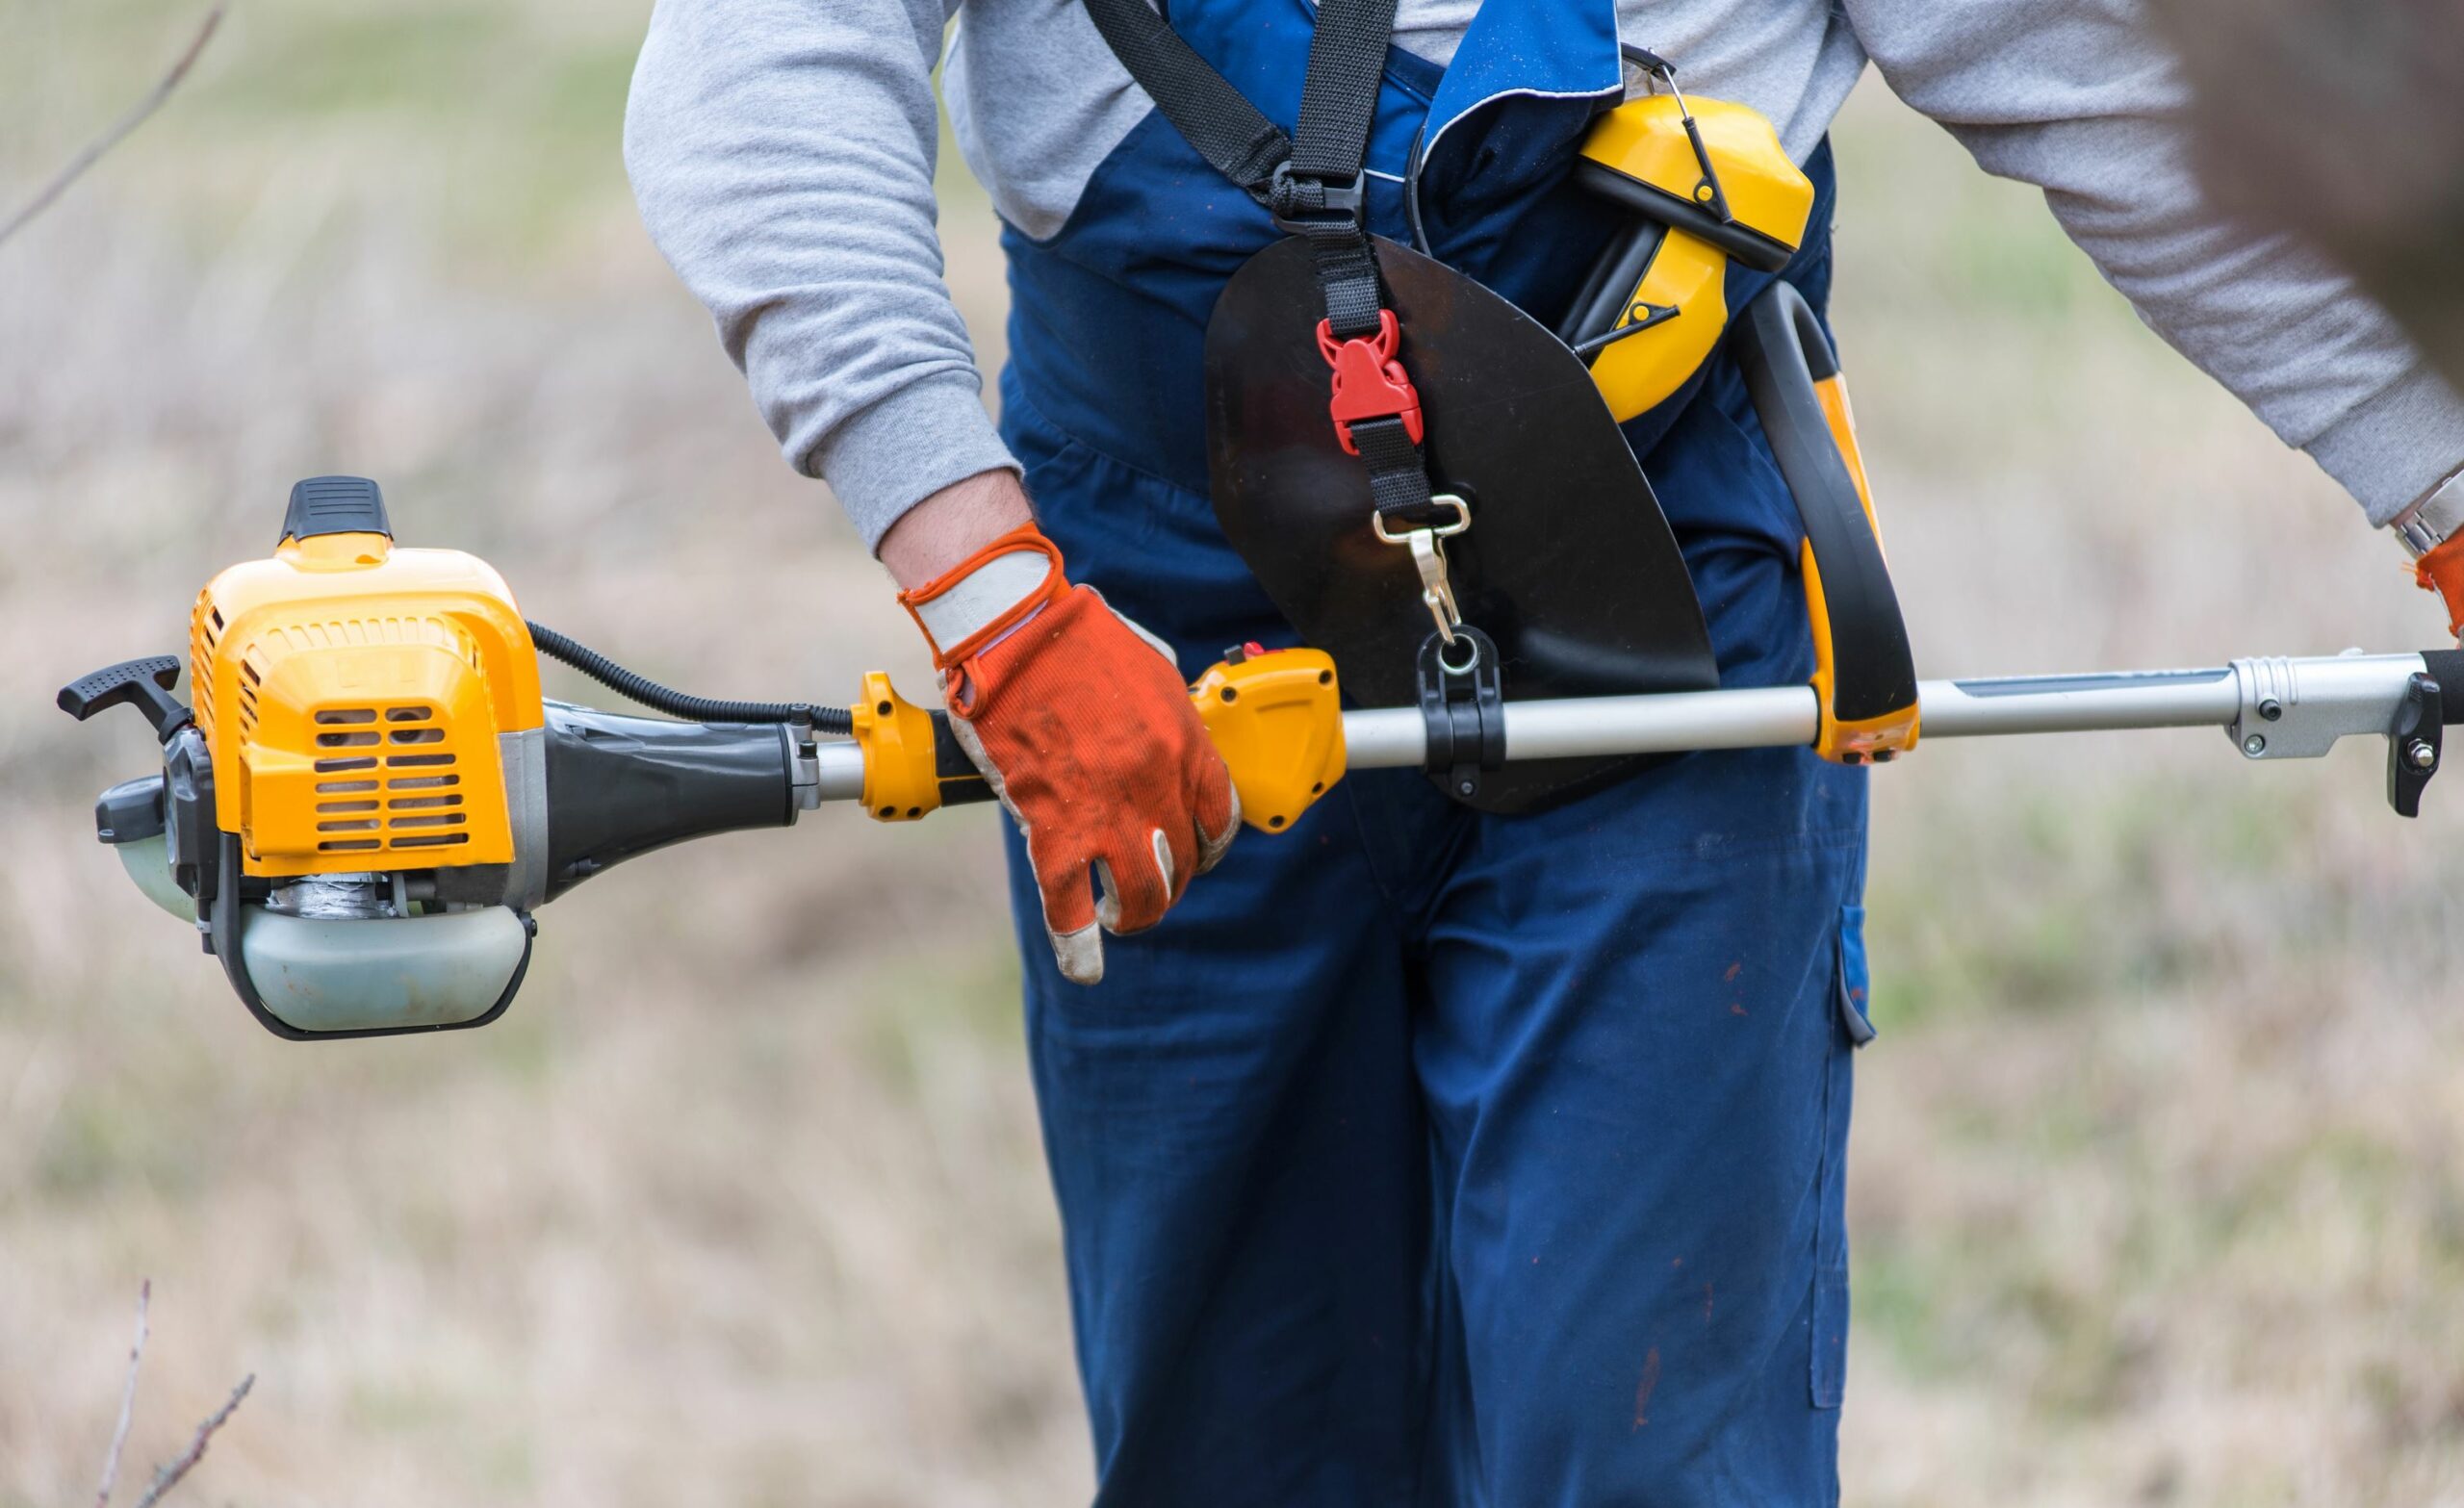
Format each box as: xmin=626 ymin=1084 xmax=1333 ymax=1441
xmin=57 ymin=471 xmax=2457 ymax=1039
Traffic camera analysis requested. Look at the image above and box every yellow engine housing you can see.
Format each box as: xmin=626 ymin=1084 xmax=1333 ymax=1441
xmin=190 ymin=529 xmax=542 ymax=878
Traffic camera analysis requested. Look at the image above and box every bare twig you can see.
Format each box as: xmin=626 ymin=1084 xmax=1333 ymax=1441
xmin=0 ymin=4 xmax=226 ymax=250
xmin=129 ymin=1373 xmax=253 ymax=1508
xmin=92 ymin=1280 xmax=152 ymax=1508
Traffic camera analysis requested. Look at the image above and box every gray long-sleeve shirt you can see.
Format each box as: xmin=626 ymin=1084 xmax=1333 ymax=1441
xmin=625 ymin=0 xmax=2464 ymax=552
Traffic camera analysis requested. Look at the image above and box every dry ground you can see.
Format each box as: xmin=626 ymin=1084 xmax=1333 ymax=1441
xmin=3 ymin=3 xmax=2461 ymax=1503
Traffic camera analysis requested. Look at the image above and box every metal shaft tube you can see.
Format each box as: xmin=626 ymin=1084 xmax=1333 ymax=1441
xmin=1916 ymin=667 xmax=2244 ymax=738
xmin=805 ymin=652 xmax=2437 ymax=803
xmin=813 ymin=742 xmax=866 ymax=803
xmin=1345 ymin=686 xmax=1822 ymax=768
xmin=1351 ymin=668 xmax=2255 ymax=768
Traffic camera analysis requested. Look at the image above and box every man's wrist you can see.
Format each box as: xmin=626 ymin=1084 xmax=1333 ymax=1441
xmin=879 ymin=468 xmax=1037 ymax=590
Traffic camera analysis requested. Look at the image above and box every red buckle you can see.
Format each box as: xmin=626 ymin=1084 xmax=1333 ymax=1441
xmin=1316 ymin=310 xmax=1424 ymax=456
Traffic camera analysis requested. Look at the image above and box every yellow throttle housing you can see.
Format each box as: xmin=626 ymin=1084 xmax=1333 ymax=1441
xmin=852 ymin=671 xmax=945 ymax=821
xmin=1190 ymin=645 xmax=1347 ymax=832
xmin=1562 ymin=90 xmax=1816 ymax=423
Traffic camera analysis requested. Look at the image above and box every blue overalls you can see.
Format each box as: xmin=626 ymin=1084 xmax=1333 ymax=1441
xmin=994 ymin=2 xmax=1874 ymax=1500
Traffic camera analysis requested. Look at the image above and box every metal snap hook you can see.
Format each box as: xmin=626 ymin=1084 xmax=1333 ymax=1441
xmin=1373 ymin=495 xmax=1473 ymax=646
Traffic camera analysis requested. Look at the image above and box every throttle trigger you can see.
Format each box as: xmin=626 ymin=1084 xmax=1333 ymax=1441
xmin=2388 ymin=672 xmax=2443 ymax=818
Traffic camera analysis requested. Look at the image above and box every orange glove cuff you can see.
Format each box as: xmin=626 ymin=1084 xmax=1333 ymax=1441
xmin=2417 ymin=533 xmax=2464 ymax=640
xmin=896 ymin=523 xmax=1067 ymax=672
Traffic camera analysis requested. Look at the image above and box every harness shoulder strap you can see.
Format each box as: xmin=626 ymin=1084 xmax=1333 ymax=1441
xmin=1075 ymin=0 xmax=1289 ymax=198
xmin=1077 ymin=0 xmax=1441 ymax=524
xmin=1279 ymin=0 xmax=1400 ymax=340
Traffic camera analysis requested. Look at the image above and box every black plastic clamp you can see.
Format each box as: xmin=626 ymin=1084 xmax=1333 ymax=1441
xmin=2388 ymin=671 xmax=2443 ymax=818
xmin=1418 ymin=626 xmax=1507 ymax=804
xmin=1269 ymin=164 xmax=1367 ymax=234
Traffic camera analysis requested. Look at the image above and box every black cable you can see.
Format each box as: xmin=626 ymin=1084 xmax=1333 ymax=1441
xmin=1404 ymin=123 xmax=1432 ymax=256
xmin=526 ymin=621 xmax=853 ymax=735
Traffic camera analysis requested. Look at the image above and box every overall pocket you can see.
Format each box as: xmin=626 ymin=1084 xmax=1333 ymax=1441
xmin=1835 ymin=901 xmax=1875 ymax=1047
xmin=1810 ymin=901 xmax=1870 ymax=1408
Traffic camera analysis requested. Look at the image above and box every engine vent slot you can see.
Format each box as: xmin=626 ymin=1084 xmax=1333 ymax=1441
xmin=190 ymin=626 xmax=217 ymax=734
xmin=389 ymin=812 xmax=466 ymax=830
xmin=315 ymin=756 xmax=378 ymax=774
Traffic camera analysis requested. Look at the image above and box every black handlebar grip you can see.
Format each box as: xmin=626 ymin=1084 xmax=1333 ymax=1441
xmin=1734 ymin=283 xmax=1917 ymax=728
xmin=929 ymin=710 xmax=999 ymax=806
xmin=2422 ymin=649 xmax=2464 ymax=723
xmin=58 ymin=656 xmax=189 ymax=736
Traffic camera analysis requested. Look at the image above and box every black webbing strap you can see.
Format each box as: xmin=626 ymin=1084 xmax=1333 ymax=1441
xmin=1078 ymin=0 xmax=1439 ymax=524
xmin=1076 ymin=0 xmax=1289 ymax=196
xmin=1352 ymin=416 xmax=1429 ymax=516
xmin=1279 ymin=0 xmax=1400 ymax=341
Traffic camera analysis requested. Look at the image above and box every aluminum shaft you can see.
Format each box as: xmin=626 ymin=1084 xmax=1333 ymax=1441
xmin=808 ymin=652 xmax=2431 ymax=801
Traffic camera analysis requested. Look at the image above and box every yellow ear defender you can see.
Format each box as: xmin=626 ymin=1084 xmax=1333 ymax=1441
xmin=1559 ymin=51 xmax=1816 ymax=423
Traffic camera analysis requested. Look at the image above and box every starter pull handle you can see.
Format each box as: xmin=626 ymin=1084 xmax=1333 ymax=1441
xmin=58 ymin=655 xmax=190 ymax=739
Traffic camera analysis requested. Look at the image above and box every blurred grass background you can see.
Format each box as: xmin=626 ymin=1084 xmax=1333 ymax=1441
xmin=4 ymin=1 xmax=2461 ymax=1502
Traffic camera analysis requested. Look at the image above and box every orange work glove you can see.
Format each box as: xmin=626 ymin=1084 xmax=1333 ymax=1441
xmin=2418 ymin=532 xmax=2464 ymax=641
xmin=900 ymin=524 xmax=1240 ymax=984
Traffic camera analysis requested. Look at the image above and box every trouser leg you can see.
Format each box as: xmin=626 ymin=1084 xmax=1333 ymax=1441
xmin=1413 ymin=742 xmax=1869 ymax=1507
xmin=1008 ymin=770 xmax=1447 ymax=1508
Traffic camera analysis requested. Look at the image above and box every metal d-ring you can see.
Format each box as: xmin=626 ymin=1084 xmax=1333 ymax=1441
xmin=1370 ymin=494 xmax=1471 ymax=545
xmin=1374 ymin=495 xmax=1472 ymax=645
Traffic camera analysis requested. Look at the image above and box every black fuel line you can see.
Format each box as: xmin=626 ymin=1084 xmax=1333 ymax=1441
xmin=526 ymin=621 xmax=855 ymax=736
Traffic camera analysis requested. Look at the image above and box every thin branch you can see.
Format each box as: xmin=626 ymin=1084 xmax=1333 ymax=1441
xmin=129 ymin=1373 xmax=253 ymax=1508
xmin=92 ymin=1279 xmax=152 ymax=1508
xmin=0 ymin=4 xmax=226 ymax=250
